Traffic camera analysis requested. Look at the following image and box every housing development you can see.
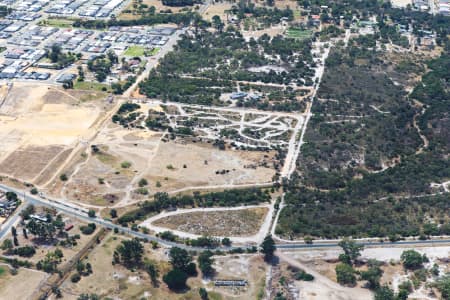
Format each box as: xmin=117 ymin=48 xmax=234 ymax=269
xmin=0 ymin=0 xmax=448 ymax=299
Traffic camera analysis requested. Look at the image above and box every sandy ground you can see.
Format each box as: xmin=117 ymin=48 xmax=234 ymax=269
xmin=0 ymin=267 xmax=48 ymax=300
xmin=280 ymin=246 xmax=450 ymax=300
xmin=282 ymin=246 xmax=450 ymax=263
xmin=119 ymin=0 xmax=184 ymax=19
xmin=277 ymin=251 xmax=373 ymax=300
xmin=152 ymin=207 xmax=269 ymax=236
xmin=202 ymin=2 xmax=233 ymax=22
xmin=212 ymin=254 xmax=267 ymax=299
xmin=141 ymin=204 xmax=274 ymax=243
xmin=59 ymin=233 xmax=215 ymax=300
xmin=0 ymin=83 xmax=104 ymax=183
xmin=391 ymin=0 xmax=412 ymax=7
xmin=146 ymin=140 xmax=275 ymax=191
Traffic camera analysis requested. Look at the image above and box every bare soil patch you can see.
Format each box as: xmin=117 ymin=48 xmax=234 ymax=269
xmin=0 ymin=84 xmax=104 ymax=184
xmin=0 ymin=267 xmax=48 ymax=300
xmin=146 ymin=140 xmax=275 ymax=192
xmin=0 ymin=145 xmax=63 ymax=181
xmin=60 ymin=233 xmax=208 ymax=300
xmin=153 ymin=207 xmax=269 ymax=236
xmin=212 ymin=254 xmax=267 ymax=299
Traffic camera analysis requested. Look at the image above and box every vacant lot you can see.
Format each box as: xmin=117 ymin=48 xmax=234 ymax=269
xmin=0 ymin=267 xmax=48 ymax=299
xmin=286 ymin=28 xmax=313 ymax=40
xmin=153 ymin=207 xmax=269 ymax=236
xmin=60 ymin=233 xmax=213 ymax=299
xmin=146 ymin=140 xmax=275 ymax=193
xmin=119 ymin=0 xmax=185 ymax=19
xmin=202 ymin=2 xmax=233 ymax=22
xmin=212 ymin=254 xmax=267 ymax=299
xmin=0 ymin=84 xmax=105 ymax=184
xmin=124 ymin=45 xmax=146 ymax=57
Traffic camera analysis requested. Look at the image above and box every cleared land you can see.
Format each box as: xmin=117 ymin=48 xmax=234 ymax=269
xmin=281 ymin=246 xmax=450 ymax=300
xmin=124 ymin=45 xmax=146 ymax=57
xmin=118 ymin=0 xmax=185 ymax=20
xmin=0 ymin=267 xmax=48 ymax=300
xmin=152 ymin=207 xmax=269 ymax=236
xmin=0 ymin=84 xmax=106 ymax=184
xmin=59 ymin=233 xmax=225 ymax=299
xmin=59 ymin=103 xmax=277 ymax=206
xmin=286 ymin=28 xmax=313 ymax=40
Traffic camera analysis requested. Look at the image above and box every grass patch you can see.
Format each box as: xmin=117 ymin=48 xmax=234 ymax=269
xmin=39 ymin=18 xmax=74 ymax=28
xmin=145 ymin=47 xmax=160 ymax=56
xmin=0 ymin=266 xmax=7 ymax=277
xmin=286 ymin=28 xmax=312 ymax=40
xmin=95 ymin=152 xmax=117 ymax=166
xmin=74 ymin=81 xmax=111 ymax=92
xmin=124 ymin=45 xmax=146 ymax=57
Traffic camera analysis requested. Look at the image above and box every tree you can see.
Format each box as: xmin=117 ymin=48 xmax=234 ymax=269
xmin=145 ymin=260 xmax=159 ymax=285
xmin=71 ymin=273 xmax=81 ymax=283
xmin=199 ymin=287 xmax=208 ymax=300
xmin=400 ymin=250 xmax=425 ymax=270
xmin=59 ymin=174 xmax=68 ymax=181
xmin=11 ymin=226 xmax=17 ymax=237
xmin=49 ymin=44 xmax=62 ymax=63
xmin=335 ymin=263 xmax=356 ymax=286
xmin=338 ymin=238 xmax=364 ymax=265
xmin=30 ymin=188 xmax=38 ymax=195
xmin=260 ymin=235 xmax=276 ymax=262
xmin=374 ymin=285 xmax=395 ymax=300
xmin=88 ymin=210 xmax=96 ymax=218
xmin=221 ymin=237 xmax=231 ymax=246
xmin=77 ymin=294 xmax=99 ymax=300
xmin=116 ymin=238 xmax=144 ymax=267
xmin=1 ymin=239 xmax=13 ymax=251
xmin=169 ymin=247 xmax=192 ymax=272
xmin=198 ymin=250 xmax=214 ymax=277
xmin=360 ymin=260 xmax=383 ymax=290
xmin=435 ymin=275 xmax=450 ymax=300
xmin=110 ymin=209 xmax=117 ymax=218
xmin=138 ymin=178 xmax=148 ymax=187
xmin=86 ymin=262 xmax=92 ymax=274
xmin=163 ymin=268 xmax=188 ymax=290
xmin=212 ymin=15 xmax=224 ymax=32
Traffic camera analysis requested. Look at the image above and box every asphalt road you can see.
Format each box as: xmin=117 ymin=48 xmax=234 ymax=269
xmin=1 ymin=183 xmax=450 ymax=252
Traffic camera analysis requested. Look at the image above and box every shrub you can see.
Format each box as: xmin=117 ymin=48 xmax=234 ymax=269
xmin=71 ymin=273 xmax=81 ymax=283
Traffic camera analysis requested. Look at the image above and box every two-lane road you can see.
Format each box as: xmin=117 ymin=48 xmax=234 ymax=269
xmin=1 ymin=183 xmax=450 ymax=252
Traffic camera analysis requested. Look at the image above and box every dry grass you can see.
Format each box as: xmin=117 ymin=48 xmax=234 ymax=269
xmin=119 ymin=0 xmax=186 ymax=20
xmin=153 ymin=207 xmax=269 ymax=236
xmin=60 ymin=233 xmax=215 ymax=299
xmin=0 ymin=84 xmax=105 ymax=184
xmin=0 ymin=267 xmax=48 ymax=299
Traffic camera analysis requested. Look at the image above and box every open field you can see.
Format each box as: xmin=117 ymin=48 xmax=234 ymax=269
xmin=58 ymin=102 xmax=279 ymax=206
xmin=202 ymin=2 xmax=233 ymax=22
xmin=212 ymin=254 xmax=267 ymax=299
xmin=118 ymin=0 xmax=185 ymax=20
xmin=0 ymin=267 xmax=48 ymax=300
xmin=61 ymin=119 xmax=163 ymax=205
xmin=39 ymin=18 xmax=75 ymax=28
xmin=0 ymin=84 xmax=108 ymax=184
xmin=59 ymin=233 xmax=225 ymax=299
xmin=280 ymin=246 xmax=450 ymax=300
xmin=153 ymin=207 xmax=269 ymax=236
xmin=145 ymin=141 xmax=275 ymax=191
xmin=124 ymin=45 xmax=146 ymax=57
xmin=286 ymin=28 xmax=313 ymax=40
xmin=74 ymin=81 xmax=112 ymax=92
